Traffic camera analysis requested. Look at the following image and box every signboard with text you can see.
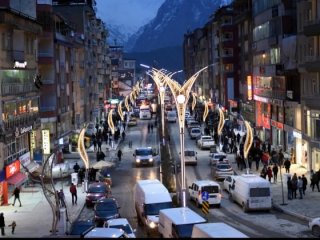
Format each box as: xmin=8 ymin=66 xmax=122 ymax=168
xmin=5 ymin=160 xmax=20 ymax=179
xmin=42 ymin=129 xmax=51 ymax=154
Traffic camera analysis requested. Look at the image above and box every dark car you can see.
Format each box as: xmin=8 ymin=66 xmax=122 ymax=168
xmin=86 ymin=182 xmax=109 ymax=207
xmin=69 ymin=219 xmax=94 ymax=236
xmin=94 ymin=198 xmax=120 ymax=226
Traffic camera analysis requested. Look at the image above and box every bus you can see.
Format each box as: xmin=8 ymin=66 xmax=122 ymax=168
xmin=139 ymin=105 xmax=152 ymax=120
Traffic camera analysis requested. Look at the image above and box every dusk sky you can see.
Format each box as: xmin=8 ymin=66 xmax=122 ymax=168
xmin=96 ymin=0 xmax=165 ymax=32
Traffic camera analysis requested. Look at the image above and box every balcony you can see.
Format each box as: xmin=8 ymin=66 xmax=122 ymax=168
xmin=303 ymin=19 xmax=320 ymax=36
xmin=3 ymin=112 xmax=40 ymax=133
xmin=1 ymin=83 xmax=38 ymax=96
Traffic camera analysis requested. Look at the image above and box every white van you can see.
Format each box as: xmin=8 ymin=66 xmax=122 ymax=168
xmin=158 ymin=207 xmax=206 ymax=238
xmin=139 ymin=105 xmax=151 ymax=120
xmin=191 ymin=223 xmax=249 ymax=238
xmin=188 ymin=180 xmax=222 ymax=208
xmin=134 ymin=179 xmax=173 ymax=235
xmin=133 ymin=147 xmax=156 ymax=167
xmin=166 ymin=111 xmax=177 ymax=123
xmin=229 ymin=174 xmax=272 ymax=212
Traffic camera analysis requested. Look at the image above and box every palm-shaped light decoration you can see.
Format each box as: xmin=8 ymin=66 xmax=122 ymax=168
xmin=161 ymin=65 xmax=211 ymax=207
xmin=244 ymin=120 xmax=253 ymax=173
xmin=191 ymin=92 xmax=197 ymax=111
xmin=108 ymin=109 xmax=115 ymax=135
xmin=203 ymin=100 xmax=209 ymax=123
xmin=118 ymin=101 xmax=124 ymax=121
xmin=124 ymin=95 xmax=130 ymax=112
xmin=217 ymin=108 xmax=225 ymax=136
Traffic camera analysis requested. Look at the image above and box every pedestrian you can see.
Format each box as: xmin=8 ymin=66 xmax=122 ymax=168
xmin=236 ymin=133 xmax=241 ymax=145
xmin=69 ymin=183 xmax=77 ymax=205
xmin=278 ymin=149 xmax=284 ymax=167
xmin=297 ymin=176 xmax=303 ymax=199
xmin=78 ymin=168 xmax=84 ymax=185
xmin=147 ymin=123 xmax=150 ymax=133
xmin=302 ymin=174 xmax=308 ymax=195
xmin=122 ymin=131 xmax=126 ymax=141
xmin=93 ymin=138 xmax=97 ymax=151
xmin=254 ymin=151 xmax=261 ymax=171
xmin=58 ymin=189 xmax=66 ymax=208
xmin=12 ymin=187 xmax=22 ymax=207
xmin=8 ymin=221 xmax=16 ymax=234
xmin=287 ymin=176 xmax=292 ymax=200
xmin=150 ymin=123 xmax=154 ymax=133
xmin=291 ymin=173 xmax=298 ymax=199
xmin=267 ymin=166 xmax=273 ymax=183
xmin=0 ymin=213 xmax=5 ymax=236
xmin=284 ymin=158 xmax=291 ymax=173
xmin=272 ymin=163 xmax=279 ymax=183
xmin=117 ymin=149 xmax=123 ymax=161
xmin=73 ymin=162 xmax=80 ymax=173
xmin=311 ymin=169 xmax=320 ymax=192
xmin=97 ymin=138 xmax=102 ymax=152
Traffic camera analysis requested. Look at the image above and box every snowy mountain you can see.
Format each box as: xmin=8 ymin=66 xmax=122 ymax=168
xmin=106 ymin=23 xmax=137 ymax=46
xmin=126 ymin=0 xmax=223 ymax=53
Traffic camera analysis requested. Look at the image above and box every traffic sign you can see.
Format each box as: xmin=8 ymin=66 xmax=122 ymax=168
xmin=201 ymin=191 xmax=209 ymax=201
xmin=201 ymin=201 xmax=210 ymax=215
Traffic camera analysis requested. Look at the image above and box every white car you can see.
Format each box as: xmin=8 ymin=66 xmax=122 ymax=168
xmin=189 ymin=127 xmax=202 ymax=139
xmin=211 ymin=163 xmax=234 ymax=180
xmin=209 ymin=152 xmax=227 ymax=166
xmin=309 ymin=217 xmax=320 ymax=237
xmin=106 ymin=218 xmax=136 ymax=238
xmin=183 ymin=149 xmax=197 ymax=166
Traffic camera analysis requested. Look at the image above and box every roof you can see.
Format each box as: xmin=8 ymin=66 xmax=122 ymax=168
xmin=193 ymin=223 xmax=248 ymax=238
xmin=237 ymin=174 xmax=270 ymax=185
xmin=84 ymin=227 xmax=125 ymax=238
xmin=160 ymin=207 xmax=206 ymax=225
xmin=192 ymin=180 xmax=219 ymax=187
xmin=137 ymin=180 xmax=172 ymax=204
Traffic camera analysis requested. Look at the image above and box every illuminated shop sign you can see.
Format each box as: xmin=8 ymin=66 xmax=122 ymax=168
xmin=42 ymin=130 xmax=51 ymax=154
xmin=247 ymin=75 xmax=252 ymax=100
xmin=30 ymin=131 xmax=36 ymax=150
xmin=5 ymin=160 xmax=20 ymax=179
xmin=15 ymin=125 xmax=33 ymax=137
xmin=13 ymin=61 xmax=27 ymax=68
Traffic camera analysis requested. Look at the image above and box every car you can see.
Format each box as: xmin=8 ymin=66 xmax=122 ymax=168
xmin=105 ymin=218 xmax=136 ymax=238
xmin=183 ymin=149 xmax=197 ymax=166
xmin=133 ymin=147 xmax=157 ymax=167
xmin=94 ymin=197 xmax=121 ymax=226
xmin=86 ymin=182 xmax=110 ymax=207
xmin=128 ymin=117 xmax=137 ymax=126
xmin=211 ymin=162 xmax=234 ymax=180
xmin=209 ymin=152 xmax=227 ymax=166
xmin=309 ymin=217 xmax=320 ymax=237
xmin=69 ymin=219 xmax=95 ymax=236
xmin=197 ymin=135 xmax=215 ymax=150
xmin=85 ymin=122 xmax=97 ymax=137
xmin=188 ymin=180 xmax=221 ymax=208
xmin=82 ymin=227 xmax=129 ymax=238
xmin=223 ymin=175 xmax=237 ymax=193
xmin=189 ymin=127 xmax=202 ymax=139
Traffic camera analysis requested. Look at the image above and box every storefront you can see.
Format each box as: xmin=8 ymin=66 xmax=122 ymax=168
xmin=271 ymin=120 xmax=284 ymax=149
xmin=0 ymin=171 xmax=8 ymax=206
xmin=311 ymin=146 xmax=320 ymax=172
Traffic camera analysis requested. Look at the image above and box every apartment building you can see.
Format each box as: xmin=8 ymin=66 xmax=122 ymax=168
xmin=0 ymin=0 xmax=42 ymax=205
xmin=297 ymin=0 xmax=320 ymax=171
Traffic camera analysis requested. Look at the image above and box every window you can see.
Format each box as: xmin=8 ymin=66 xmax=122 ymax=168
xmin=250 ymin=187 xmax=270 ymax=197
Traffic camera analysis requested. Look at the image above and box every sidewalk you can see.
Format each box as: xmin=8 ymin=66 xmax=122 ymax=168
xmin=0 ymin=138 xmax=122 ymax=238
xmin=230 ymin=158 xmax=320 ymax=222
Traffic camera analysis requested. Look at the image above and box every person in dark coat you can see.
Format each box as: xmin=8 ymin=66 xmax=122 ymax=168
xmin=117 ymin=149 xmax=123 ymax=161
xmin=73 ymin=162 xmax=80 ymax=173
xmin=301 ymin=174 xmax=308 ymax=195
xmin=287 ymin=176 xmax=292 ymax=200
xmin=0 ymin=213 xmax=5 ymax=236
xmin=12 ymin=187 xmax=22 ymax=207
xmin=272 ymin=164 xmax=279 ymax=183
xmin=284 ymin=158 xmax=291 ymax=173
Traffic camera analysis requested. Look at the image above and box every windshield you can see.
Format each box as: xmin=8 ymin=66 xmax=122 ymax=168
xmin=109 ymin=224 xmax=132 ymax=234
xmin=184 ymin=151 xmax=195 ymax=156
xmin=250 ymin=188 xmax=270 ymax=197
xmin=88 ymin=185 xmax=106 ymax=193
xmin=144 ymin=202 xmax=173 ymax=215
xmin=217 ymin=164 xmax=232 ymax=170
xmin=202 ymin=186 xmax=219 ymax=193
xmin=95 ymin=201 xmax=117 ymax=211
xmin=202 ymin=137 xmax=212 ymax=140
xmin=135 ymin=149 xmax=152 ymax=156
xmin=214 ymin=155 xmax=226 ymax=160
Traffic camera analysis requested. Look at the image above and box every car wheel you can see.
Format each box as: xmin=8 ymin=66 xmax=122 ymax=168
xmin=312 ymin=225 xmax=320 ymax=237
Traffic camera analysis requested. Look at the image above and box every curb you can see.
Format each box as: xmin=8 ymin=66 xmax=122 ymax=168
xmin=272 ymin=203 xmax=312 ymax=222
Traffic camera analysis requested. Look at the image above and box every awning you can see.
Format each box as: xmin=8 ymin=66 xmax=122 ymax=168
xmin=7 ymin=172 xmax=27 ymax=187
xmin=25 ymin=161 xmax=40 ymax=173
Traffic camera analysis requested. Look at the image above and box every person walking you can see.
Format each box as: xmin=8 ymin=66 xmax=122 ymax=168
xmin=272 ymin=163 xmax=279 ymax=183
xmin=117 ymin=149 xmax=123 ymax=161
xmin=58 ymin=189 xmax=66 ymax=208
xmin=12 ymin=187 xmax=22 ymax=207
xmin=267 ymin=166 xmax=273 ymax=183
xmin=97 ymin=138 xmax=102 ymax=152
xmin=69 ymin=183 xmax=77 ymax=205
xmin=311 ymin=169 xmax=320 ymax=192
xmin=287 ymin=176 xmax=292 ymax=200
xmin=297 ymin=176 xmax=304 ymax=199
xmin=150 ymin=123 xmax=153 ymax=133
xmin=284 ymin=158 xmax=291 ymax=173
xmin=73 ymin=162 xmax=80 ymax=173
xmin=302 ymin=174 xmax=308 ymax=195
xmin=0 ymin=213 xmax=5 ymax=236
xmin=122 ymin=131 xmax=126 ymax=141
xmin=8 ymin=221 xmax=16 ymax=234
xmin=291 ymin=173 xmax=298 ymax=199
xmin=93 ymin=138 xmax=97 ymax=151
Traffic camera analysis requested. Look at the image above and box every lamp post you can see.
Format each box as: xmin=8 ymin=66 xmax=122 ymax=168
xmin=163 ymin=65 xmax=212 ymax=207
xmin=78 ymin=126 xmax=90 ymax=192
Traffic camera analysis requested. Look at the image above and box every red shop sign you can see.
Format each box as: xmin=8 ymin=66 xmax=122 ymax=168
xmin=271 ymin=120 xmax=284 ymax=130
xmin=5 ymin=160 xmax=20 ymax=179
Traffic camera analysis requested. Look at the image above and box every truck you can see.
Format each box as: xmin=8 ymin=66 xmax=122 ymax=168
xmin=134 ymin=179 xmax=173 ymax=235
xmin=191 ymin=223 xmax=249 ymax=238
xmin=229 ymin=174 xmax=272 ymax=212
xmin=196 ymin=135 xmax=215 ymax=150
xmin=158 ymin=207 xmax=206 ymax=238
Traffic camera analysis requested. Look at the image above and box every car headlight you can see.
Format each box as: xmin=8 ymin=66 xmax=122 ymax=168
xmin=147 ymin=221 xmax=157 ymax=229
xmin=149 ymin=158 xmax=153 ymax=162
xmin=136 ymin=159 xmax=140 ymax=163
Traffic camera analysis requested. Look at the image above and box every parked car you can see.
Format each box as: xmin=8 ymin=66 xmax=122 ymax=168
xmin=69 ymin=219 xmax=95 ymax=236
xmin=209 ymin=152 xmax=227 ymax=166
xmin=82 ymin=227 xmax=129 ymax=238
xmin=94 ymin=197 xmax=121 ymax=226
xmin=188 ymin=180 xmax=221 ymax=208
xmin=211 ymin=162 xmax=234 ymax=180
xmin=197 ymin=136 xmax=215 ymax=150
xmin=106 ymin=218 xmax=136 ymax=238
xmin=86 ymin=182 xmax=110 ymax=207
xmin=309 ymin=217 xmax=320 ymax=237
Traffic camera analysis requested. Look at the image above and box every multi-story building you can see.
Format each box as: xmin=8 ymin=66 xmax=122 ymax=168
xmin=252 ymin=0 xmax=301 ymax=163
xmin=0 ymin=0 xmax=42 ymax=205
xmin=297 ymin=0 xmax=320 ymax=171
xmin=232 ymin=0 xmax=255 ymax=125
